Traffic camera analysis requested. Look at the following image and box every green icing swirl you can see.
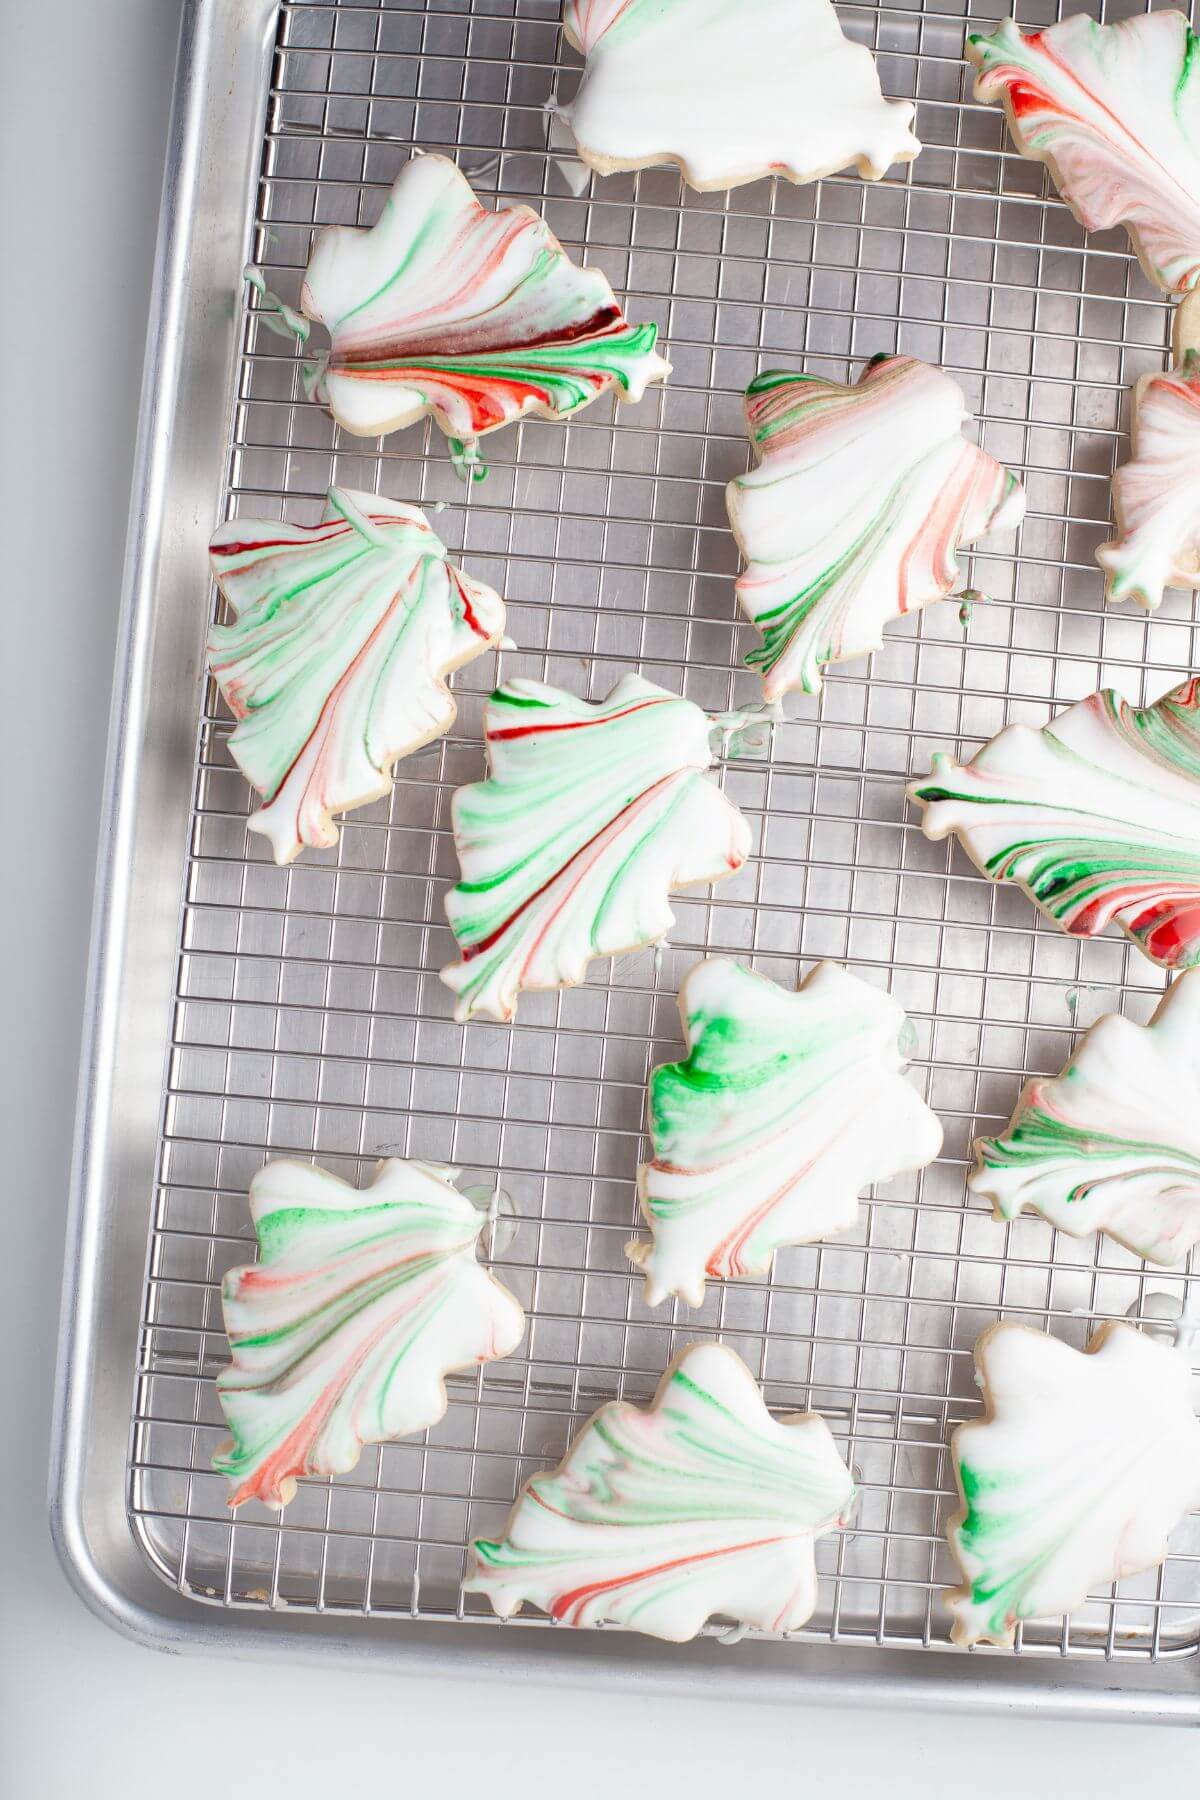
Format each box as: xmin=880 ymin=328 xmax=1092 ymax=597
xmin=628 ymin=959 xmax=941 ymax=1305
xmin=465 ymin=1342 xmax=855 ymax=1641
xmin=440 ymin=674 xmax=750 ymax=1022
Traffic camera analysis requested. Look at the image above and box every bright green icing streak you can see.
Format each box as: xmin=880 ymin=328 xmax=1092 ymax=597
xmin=970 ymin=977 xmax=1200 ymax=1263
xmin=910 ymin=682 xmax=1200 ymax=969
xmin=309 ymin=156 xmax=668 ymax=457
xmin=730 ymin=360 xmax=1022 ymax=697
xmin=647 ymin=968 xmax=874 ymax=1224
xmin=213 ymin=1161 xmax=522 ymax=1505
xmin=441 ymin=675 xmax=747 ymax=1022
xmin=467 ymin=1345 xmax=854 ymax=1636
xmin=208 ymin=489 xmax=503 ymax=863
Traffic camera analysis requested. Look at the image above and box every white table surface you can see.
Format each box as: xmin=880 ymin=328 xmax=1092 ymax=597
xmin=3 ymin=2 xmax=1197 ymax=1789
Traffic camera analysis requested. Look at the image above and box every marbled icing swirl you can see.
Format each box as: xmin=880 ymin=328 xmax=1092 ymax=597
xmin=561 ymin=0 xmax=919 ymax=192
xmin=627 ymin=958 xmax=942 ymax=1306
xmin=1098 ymin=351 xmax=1200 ymax=611
xmin=465 ymin=1341 xmax=855 ymax=1640
xmin=726 ymin=357 xmax=1024 ymax=699
xmin=909 ymin=679 xmax=1200 ymax=971
xmin=301 ymin=154 xmax=669 ymax=454
xmin=214 ymin=1159 xmax=525 ymax=1508
xmin=947 ymin=1322 xmax=1200 ymax=1647
xmin=441 ymin=674 xmax=752 ymax=1023
xmin=208 ymin=488 xmax=505 ymax=865
xmin=971 ymin=971 xmax=1200 ymax=1266
xmin=968 ymin=12 xmax=1200 ymax=296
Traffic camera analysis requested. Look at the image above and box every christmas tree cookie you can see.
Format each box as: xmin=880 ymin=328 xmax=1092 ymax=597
xmin=909 ymin=679 xmax=1200 ymax=972
xmin=208 ymin=488 xmax=505 ymax=864
xmin=300 ymin=154 xmax=669 ymax=465
xmin=971 ymin=972 xmax=1200 ymax=1266
xmin=968 ymin=11 xmax=1200 ymax=297
xmin=465 ymin=1342 xmax=856 ymax=1640
xmin=441 ymin=674 xmax=752 ymax=1023
xmin=627 ymin=959 xmax=942 ymax=1306
xmin=214 ymin=1159 xmax=525 ymax=1508
xmin=726 ymin=356 xmax=1025 ymax=699
xmin=947 ymin=1321 xmax=1200 ymax=1647
xmin=1098 ymin=297 xmax=1200 ymax=613
xmin=561 ymin=0 xmax=919 ymax=193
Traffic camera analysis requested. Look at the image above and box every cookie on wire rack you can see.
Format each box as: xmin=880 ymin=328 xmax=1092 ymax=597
xmin=560 ymin=0 xmax=920 ymax=193
xmin=465 ymin=1341 xmax=856 ymax=1641
xmin=946 ymin=1321 xmax=1200 ymax=1649
xmin=627 ymin=957 xmax=942 ymax=1307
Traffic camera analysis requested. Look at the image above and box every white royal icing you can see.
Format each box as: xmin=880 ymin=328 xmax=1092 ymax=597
xmin=465 ymin=1341 xmax=855 ymax=1641
xmin=1098 ymin=302 xmax=1200 ymax=612
xmin=561 ymin=0 xmax=920 ymax=193
xmin=971 ymin=971 xmax=1200 ymax=1266
xmin=627 ymin=959 xmax=943 ymax=1307
xmin=947 ymin=1321 xmax=1200 ymax=1647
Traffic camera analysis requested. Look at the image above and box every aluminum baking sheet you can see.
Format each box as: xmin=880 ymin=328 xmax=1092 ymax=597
xmin=54 ymin=0 xmax=1200 ymax=1716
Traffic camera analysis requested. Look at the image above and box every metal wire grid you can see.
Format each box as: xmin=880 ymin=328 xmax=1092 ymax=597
xmin=127 ymin=0 xmax=1200 ymax=1661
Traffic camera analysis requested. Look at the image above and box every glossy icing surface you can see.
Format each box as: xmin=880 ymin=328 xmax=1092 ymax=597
xmin=300 ymin=154 xmax=669 ymax=451
xmin=971 ymin=972 xmax=1200 ymax=1266
xmin=947 ymin=1322 xmax=1200 ymax=1647
xmin=726 ymin=357 xmax=1025 ymax=698
xmin=968 ymin=12 xmax=1200 ymax=296
xmin=441 ymin=674 xmax=752 ymax=1023
xmin=561 ymin=0 xmax=919 ymax=192
xmin=208 ymin=489 xmax=505 ymax=865
xmin=465 ymin=1342 xmax=855 ymax=1640
xmin=1098 ymin=350 xmax=1200 ymax=611
xmin=214 ymin=1158 xmax=525 ymax=1508
xmin=627 ymin=958 xmax=942 ymax=1306
xmin=909 ymin=678 xmax=1200 ymax=971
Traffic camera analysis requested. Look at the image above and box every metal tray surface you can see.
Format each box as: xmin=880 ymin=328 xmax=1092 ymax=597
xmin=52 ymin=0 xmax=1200 ymax=1719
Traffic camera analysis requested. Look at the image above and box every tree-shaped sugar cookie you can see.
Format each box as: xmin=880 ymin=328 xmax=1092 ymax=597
xmin=947 ymin=1322 xmax=1200 ymax=1648
xmin=214 ymin=1159 xmax=525 ymax=1508
xmin=561 ymin=0 xmax=920 ymax=193
xmin=909 ymin=679 xmax=1200 ymax=972
xmin=726 ymin=357 xmax=1025 ymax=700
xmin=300 ymin=154 xmax=669 ymax=463
xmin=968 ymin=12 xmax=1200 ymax=297
xmin=1098 ymin=294 xmax=1200 ymax=613
xmin=627 ymin=959 xmax=942 ymax=1306
xmin=440 ymin=674 xmax=752 ymax=1023
xmin=465 ymin=1342 xmax=855 ymax=1641
xmin=208 ymin=488 xmax=505 ymax=864
xmin=971 ymin=973 xmax=1200 ymax=1266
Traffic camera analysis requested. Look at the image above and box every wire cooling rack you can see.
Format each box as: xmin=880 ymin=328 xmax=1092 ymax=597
xmin=129 ymin=0 xmax=1200 ymax=1660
